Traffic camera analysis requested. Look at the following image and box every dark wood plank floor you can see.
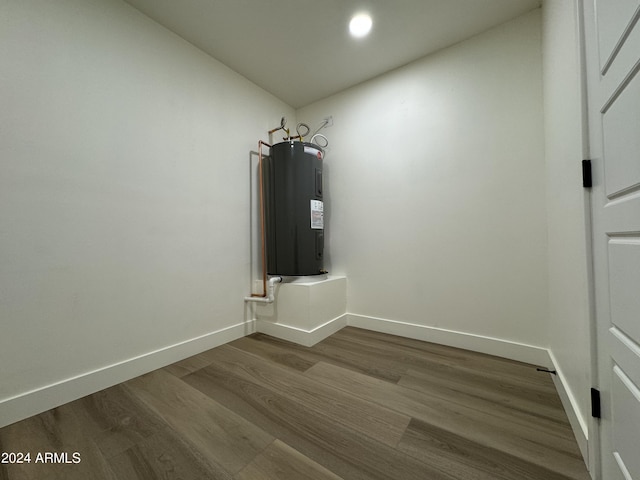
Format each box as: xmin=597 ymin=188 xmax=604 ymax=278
xmin=0 ymin=327 xmax=591 ymax=480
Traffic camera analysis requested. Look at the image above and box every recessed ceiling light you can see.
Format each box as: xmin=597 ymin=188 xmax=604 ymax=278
xmin=349 ymin=13 xmax=372 ymax=38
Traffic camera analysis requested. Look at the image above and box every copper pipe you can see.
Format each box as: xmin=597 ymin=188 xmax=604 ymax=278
xmin=252 ymin=140 xmax=271 ymax=297
xmin=268 ymin=122 xmax=287 ymax=143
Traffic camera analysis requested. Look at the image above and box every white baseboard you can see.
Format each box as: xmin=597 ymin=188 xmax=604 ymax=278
xmin=254 ymin=312 xmax=552 ymax=366
xmin=0 ymin=321 xmax=255 ymax=429
xmin=346 ymin=313 xmax=552 ymax=367
xmin=256 ymin=314 xmax=348 ymax=347
xmin=548 ymin=351 xmax=590 ymax=469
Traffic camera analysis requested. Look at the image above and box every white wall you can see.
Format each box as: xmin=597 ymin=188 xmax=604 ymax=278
xmin=0 ymin=0 xmax=293 ymax=426
xmin=542 ymin=0 xmax=592 ymax=460
xmin=298 ymin=10 xmax=549 ymax=359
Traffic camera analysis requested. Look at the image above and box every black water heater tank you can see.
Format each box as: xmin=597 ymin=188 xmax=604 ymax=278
xmin=263 ymin=141 xmax=324 ymax=276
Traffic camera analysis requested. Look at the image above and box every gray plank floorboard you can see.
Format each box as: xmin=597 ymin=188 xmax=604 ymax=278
xmin=0 ymin=327 xmax=591 ymax=480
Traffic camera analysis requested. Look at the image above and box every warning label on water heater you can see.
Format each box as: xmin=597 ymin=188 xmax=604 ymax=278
xmin=310 ymin=200 xmax=324 ymax=229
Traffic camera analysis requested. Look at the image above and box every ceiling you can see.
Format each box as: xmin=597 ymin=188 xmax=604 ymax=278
xmin=124 ymin=0 xmax=542 ymax=108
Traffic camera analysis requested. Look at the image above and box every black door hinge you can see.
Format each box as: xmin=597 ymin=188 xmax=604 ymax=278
xmin=591 ymin=388 xmax=601 ymax=418
xmin=582 ymin=160 xmax=592 ymax=188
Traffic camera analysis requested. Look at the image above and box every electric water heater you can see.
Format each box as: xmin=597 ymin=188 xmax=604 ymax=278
xmin=263 ymin=141 xmax=324 ymax=276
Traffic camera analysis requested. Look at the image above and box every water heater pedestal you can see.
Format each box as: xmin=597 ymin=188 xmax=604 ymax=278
xmin=255 ymin=275 xmax=347 ymax=346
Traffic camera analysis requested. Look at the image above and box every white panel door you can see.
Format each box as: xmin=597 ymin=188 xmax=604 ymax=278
xmin=583 ymin=0 xmax=640 ymax=479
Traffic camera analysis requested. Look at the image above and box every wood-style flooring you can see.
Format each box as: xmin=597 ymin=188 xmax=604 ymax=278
xmin=0 ymin=327 xmax=591 ymax=480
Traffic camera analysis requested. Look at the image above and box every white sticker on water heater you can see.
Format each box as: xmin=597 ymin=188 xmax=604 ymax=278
xmin=304 ymin=146 xmax=323 ymax=160
xmin=310 ymin=200 xmax=324 ymax=229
